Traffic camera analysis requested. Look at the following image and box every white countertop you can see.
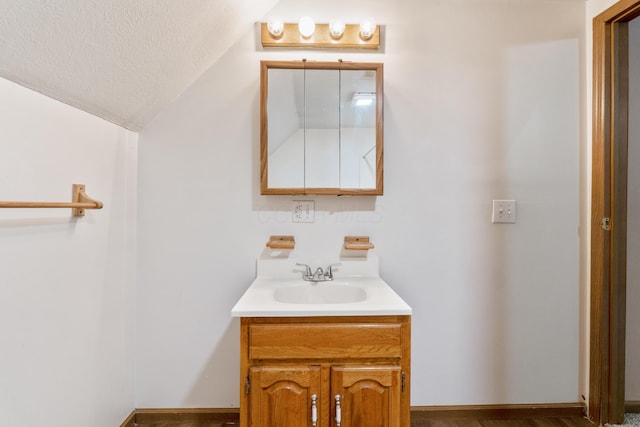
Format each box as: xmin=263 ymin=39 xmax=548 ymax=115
xmin=231 ymin=256 xmax=412 ymax=317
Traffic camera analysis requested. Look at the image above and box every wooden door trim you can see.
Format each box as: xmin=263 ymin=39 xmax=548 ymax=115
xmin=590 ymin=1 xmax=640 ymax=424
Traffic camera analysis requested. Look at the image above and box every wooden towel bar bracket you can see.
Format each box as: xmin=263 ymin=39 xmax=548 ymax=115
xmin=344 ymin=236 xmax=375 ymax=251
xmin=266 ymin=235 xmax=295 ymax=250
xmin=0 ymin=184 xmax=103 ymax=217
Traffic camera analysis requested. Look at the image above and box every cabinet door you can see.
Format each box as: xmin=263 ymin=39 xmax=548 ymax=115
xmin=250 ymin=365 xmax=322 ymax=427
xmin=331 ymin=366 xmax=401 ymax=427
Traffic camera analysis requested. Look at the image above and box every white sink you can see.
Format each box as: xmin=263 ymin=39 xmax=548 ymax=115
xmin=274 ymin=282 xmax=367 ymax=304
xmin=231 ymin=256 xmax=412 ymax=317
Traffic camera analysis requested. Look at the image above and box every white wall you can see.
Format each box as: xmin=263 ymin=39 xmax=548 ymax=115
xmin=137 ymin=0 xmax=584 ymax=407
xmin=0 ymin=78 xmax=137 ymax=426
xmin=627 ymin=16 xmax=640 ymax=401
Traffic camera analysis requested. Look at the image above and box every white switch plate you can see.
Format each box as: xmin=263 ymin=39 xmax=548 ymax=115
xmin=492 ymin=200 xmax=516 ymax=223
xmin=293 ymin=200 xmax=315 ymax=223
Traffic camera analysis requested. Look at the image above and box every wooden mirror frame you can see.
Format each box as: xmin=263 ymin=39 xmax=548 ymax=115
xmin=260 ymin=60 xmax=384 ymax=195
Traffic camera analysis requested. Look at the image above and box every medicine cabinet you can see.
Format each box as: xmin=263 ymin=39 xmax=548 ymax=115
xmin=260 ymin=60 xmax=383 ymax=195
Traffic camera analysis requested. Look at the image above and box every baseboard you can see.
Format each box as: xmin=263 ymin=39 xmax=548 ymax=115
xmin=123 ymin=408 xmax=240 ymax=425
xmin=410 ymin=403 xmax=586 ymax=420
xmin=628 ymin=401 xmax=640 ymax=413
xmin=119 ymin=410 xmax=136 ymax=427
xmin=121 ymin=403 xmax=586 ymax=425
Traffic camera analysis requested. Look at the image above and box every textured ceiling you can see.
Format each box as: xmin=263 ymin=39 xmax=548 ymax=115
xmin=0 ymin=0 xmax=278 ymax=131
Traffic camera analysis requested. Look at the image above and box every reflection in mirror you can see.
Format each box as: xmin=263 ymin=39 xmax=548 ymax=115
xmin=340 ymin=69 xmax=377 ymax=189
xmin=304 ymin=69 xmax=340 ymax=188
xmin=261 ymin=61 xmax=383 ymax=195
xmin=266 ymin=68 xmax=305 ymax=188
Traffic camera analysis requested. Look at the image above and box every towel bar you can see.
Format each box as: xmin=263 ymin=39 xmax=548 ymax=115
xmin=0 ymin=184 xmax=103 ymax=217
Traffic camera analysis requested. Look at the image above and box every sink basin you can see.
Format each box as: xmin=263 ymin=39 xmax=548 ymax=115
xmin=274 ymin=283 xmax=367 ymax=304
xmin=231 ymin=256 xmax=412 ymax=317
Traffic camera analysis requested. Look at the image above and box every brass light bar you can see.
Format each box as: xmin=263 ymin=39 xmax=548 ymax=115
xmin=261 ymin=22 xmax=380 ymax=49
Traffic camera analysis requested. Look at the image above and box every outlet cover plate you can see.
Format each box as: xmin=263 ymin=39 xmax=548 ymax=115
xmin=293 ymin=200 xmax=315 ymax=223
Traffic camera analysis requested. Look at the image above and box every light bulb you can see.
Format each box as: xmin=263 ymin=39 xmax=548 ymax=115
xmin=298 ymin=16 xmax=315 ymax=38
xmin=352 ymin=92 xmax=376 ymax=107
xmin=359 ymin=18 xmax=377 ymax=40
xmin=267 ymin=18 xmax=284 ymax=38
xmin=329 ymin=20 xmax=345 ymax=39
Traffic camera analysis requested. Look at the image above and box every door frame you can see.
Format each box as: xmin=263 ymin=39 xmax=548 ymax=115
xmin=590 ymin=1 xmax=640 ymax=424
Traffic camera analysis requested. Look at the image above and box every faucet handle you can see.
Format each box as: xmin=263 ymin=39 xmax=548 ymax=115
xmin=296 ymin=263 xmax=312 ymax=277
xmin=325 ymin=263 xmax=342 ymax=279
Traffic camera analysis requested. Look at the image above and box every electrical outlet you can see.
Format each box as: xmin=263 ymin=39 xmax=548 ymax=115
xmin=492 ymin=200 xmax=516 ymax=223
xmin=293 ymin=200 xmax=314 ymax=223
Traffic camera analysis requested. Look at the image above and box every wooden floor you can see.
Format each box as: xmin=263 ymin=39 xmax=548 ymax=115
xmin=132 ymin=417 xmax=594 ymax=427
xmin=411 ymin=417 xmax=594 ymax=426
xmin=132 ymin=424 xmax=236 ymax=427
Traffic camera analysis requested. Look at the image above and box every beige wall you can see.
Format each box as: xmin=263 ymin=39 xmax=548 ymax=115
xmin=0 ymin=77 xmax=137 ymax=426
xmin=138 ymin=0 xmax=585 ymax=407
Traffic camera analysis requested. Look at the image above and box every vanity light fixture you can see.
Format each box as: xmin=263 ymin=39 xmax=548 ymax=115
xmin=352 ymin=92 xmax=376 ymax=106
xmin=260 ymin=17 xmax=379 ymax=49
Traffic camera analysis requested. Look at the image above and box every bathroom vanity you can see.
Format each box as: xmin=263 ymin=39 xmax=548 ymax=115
xmin=232 ymin=257 xmax=411 ymax=427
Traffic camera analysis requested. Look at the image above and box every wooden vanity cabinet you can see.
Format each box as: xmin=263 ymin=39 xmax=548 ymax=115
xmin=249 ymin=365 xmax=321 ymax=426
xmin=240 ymin=316 xmax=411 ymax=427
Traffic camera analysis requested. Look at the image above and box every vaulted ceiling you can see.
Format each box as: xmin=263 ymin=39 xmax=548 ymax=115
xmin=0 ymin=0 xmax=279 ymax=131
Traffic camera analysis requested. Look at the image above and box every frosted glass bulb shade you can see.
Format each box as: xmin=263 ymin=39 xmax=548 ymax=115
xmin=267 ymin=18 xmax=284 ymax=38
xmin=298 ymin=16 xmax=315 ymax=38
xmin=329 ymin=20 xmax=345 ymax=38
xmin=359 ymin=18 xmax=377 ymax=40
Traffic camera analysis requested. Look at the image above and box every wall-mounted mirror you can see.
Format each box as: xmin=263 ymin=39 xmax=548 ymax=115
xmin=260 ymin=60 xmax=383 ymax=195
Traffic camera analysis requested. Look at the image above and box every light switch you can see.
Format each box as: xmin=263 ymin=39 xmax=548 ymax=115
xmin=492 ymin=200 xmax=516 ymax=223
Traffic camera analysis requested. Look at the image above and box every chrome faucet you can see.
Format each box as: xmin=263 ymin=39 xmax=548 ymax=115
xmin=296 ymin=263 xmax=312 ymax=278
xmin=326 ymin=263 xmax=341 ymax=280
xmin=296 ymin=263 xmax=342 ymax=282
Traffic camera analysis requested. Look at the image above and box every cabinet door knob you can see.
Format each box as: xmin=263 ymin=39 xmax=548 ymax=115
xmin=311 ymin=394 xmax=317 ymax=426
xmin=335 ymin=394 xmax=342 ymax=427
